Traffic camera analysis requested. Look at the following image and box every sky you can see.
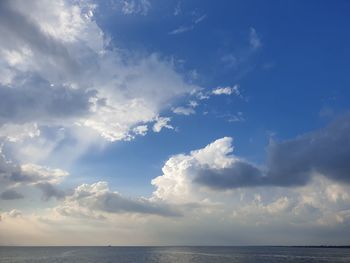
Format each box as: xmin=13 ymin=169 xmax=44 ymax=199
xmin=1 ymin=0 xmax=350 ymax=246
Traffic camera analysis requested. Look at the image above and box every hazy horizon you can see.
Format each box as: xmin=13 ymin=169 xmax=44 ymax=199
xmin=1 ymin=0 xmax=350 ymax=247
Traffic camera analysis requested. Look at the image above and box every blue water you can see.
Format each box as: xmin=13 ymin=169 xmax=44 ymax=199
xmin=1 ymin=246 xmax=350 ymax=262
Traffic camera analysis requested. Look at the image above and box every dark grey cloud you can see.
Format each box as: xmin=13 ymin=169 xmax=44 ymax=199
xmin=195 ymin=115 xmax=350 ymax=189
xmin=195 ymin=161 xmax=264 ymax=190
xmin=36 ymin=182 xmax=66 ymax=201
xmin=85 ymin=191 xmax=182 ymax=217
xmin=0 ymin=189 xmax=24 ymax=200
xmin=0 ymin=152 xmax=21 ymax=183
xmin=0 ymin=79 xmax=95 ymax=125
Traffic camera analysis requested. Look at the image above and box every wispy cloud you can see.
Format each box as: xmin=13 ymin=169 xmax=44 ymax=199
xmin=121 ymin=0 xmax=151 ymax=15
xmin=169 ymin=13 xmax=207 ymax=35
xmin=249 ymin=27 xmax=261 ymax=50
xmin=169 ymin=25 xmax=195 ymax=35
xmin=173 ymin=1 xmax=181 ymax=16
xmin=194 ymin=14 xmax=207 ymax=24
xmin=172 ymin=100 xmax=198 ymax=116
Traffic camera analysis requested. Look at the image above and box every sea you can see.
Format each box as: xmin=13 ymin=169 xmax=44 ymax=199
xmin=1 ymin=246 xmax=350 ymax=263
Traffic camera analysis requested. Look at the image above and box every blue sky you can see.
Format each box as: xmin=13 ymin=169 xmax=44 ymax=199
xmin=1 ymin=0 xmax=350 ymax=245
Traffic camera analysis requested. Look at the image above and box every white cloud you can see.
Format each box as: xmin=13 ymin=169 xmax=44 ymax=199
xmin=20 ymin=163 xmax=68 ymax=185
xmin=152 ymin=116 xmax=173 ymax=133
xmin=0 ymin=0 xmax=198 ymax=171
xmin=133 ymin=125 xmax=148 ymax=136
xmin=212 ymin=85 xmax=240 ymax=96
xmin=151 ymin=137 xmax=235 ymax=203
xmin=172 ymin=100 xmax=198 ymax=115
xmin=172 ymin=106 xmax=195 ymax=116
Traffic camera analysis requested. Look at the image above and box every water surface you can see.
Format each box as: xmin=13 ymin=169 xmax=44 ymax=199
xmin=1 ymin=246 xmax=350 ymax=262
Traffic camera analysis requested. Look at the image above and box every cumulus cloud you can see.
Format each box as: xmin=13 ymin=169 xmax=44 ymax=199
xmin=57 ymin=182 xmax=181 ymax=217
xmin=153 ymin=115 xmax=350 ymax=193
xmin=152 ymin=137 xmax=236 ymax=203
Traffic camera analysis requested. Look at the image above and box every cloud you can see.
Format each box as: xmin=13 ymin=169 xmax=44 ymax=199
xmin=173 ymin=1 xmax=181 ymax=16
xmin=152 ymin=116 xmax=173 ymax=132
xmin=0 ymin=148 xmax=68 ymax=201
xmin=0 ymin=189 xmax=24 ymax=200
xmin=249 ymin=27 xmax=261 ymax=50
xmin=152 ymin=137 xmax=236 ymax=203
xmin=0 ymin=123 xmax=40 ymax=142
xmin=36 ymin=182 xmax=66 ymax=201
xmin=194 ymin=15 xmax=207 ymax=24
xmin=172 ymin=100 xmax=198 ymax=116
xmin=121 ymin=0 xmax=151 ymax=15
xmin=169 ymin=13 xmax=207 ymax=35
xmin=212 ymin=85 xmax=240 ymax=96
xmin=172 ymin=107 xmax=195 ymax=116
xmin=264 ymin=115 xmax=350 ymax=186
xmin=194 ymin=161 xmax=264 ymax=189
xmin=169 ymin=25 xmax=194 ymax=35
xmin=132 ymin=125 xmax=148 ymax=136
xmin=221 ymin=112 xmax=245 ymax=123
xmin=0 ymin=1 xmax=80 ymax=81
xmin=158 ymin=115 xmax=350 ymax=191
xmin=221 ymin=54 xmax=238 ymax=69
xmin=18 ymin=163 xmax=68 ymax=185
xmin=0 ymin=81 xmax=95 ymax=126
xmin=0 ymin=0 xmax=198 ymax=160
xmin=58 ymin=182 xmax=181 ymax=217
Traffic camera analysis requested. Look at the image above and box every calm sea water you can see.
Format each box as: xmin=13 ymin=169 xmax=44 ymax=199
xmin=1 ymin=246 xmax=350 ymax=263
